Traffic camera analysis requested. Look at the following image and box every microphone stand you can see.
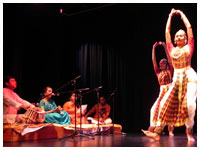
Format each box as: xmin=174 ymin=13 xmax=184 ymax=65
xmin=80 ymin=86 xmax=102 ymax=135
xmin=59 ymin=80 xmax=94 ymax=140
xmin=36 ymin=75 xmax=80 ymax=107
xmin=72 ymin=79 xmax=78 ymax=138
xmin=108 ymin=89 xmax=126 ymax=135
xmin=59 ymin=79 xmax=78 ymax=140
xmin=77 ymin=86 xmax=103 ymax=136
xmin=59 ymin=77 xmax=78 ymax=140
xmin=77 ymin=90 xmax=94 ymax=138
xmin=54 ymin=75 xmax=81 ymax=94
xmin=96 ymin=88 xmax=101 ymax=135
xmin=91 ymin=86 xmax=102 ymax=135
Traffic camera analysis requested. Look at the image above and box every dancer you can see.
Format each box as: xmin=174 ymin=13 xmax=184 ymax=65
xmin=39 ymin=86 xmax=71 ymax=125
xmin=85 ymin=96 xmax=112 ymax=124
xmin=141 ymin=41 xmax=174 ymax=136
xmin=144 ymin=9 xmax=197 ymax=142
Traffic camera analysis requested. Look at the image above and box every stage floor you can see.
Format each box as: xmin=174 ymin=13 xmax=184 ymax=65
xmin=4 ymin=133 xmax=197 ymax=147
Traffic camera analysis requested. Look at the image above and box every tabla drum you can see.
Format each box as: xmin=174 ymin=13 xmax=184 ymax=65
xmin=22 ymin=108 xmax=45 ymax=124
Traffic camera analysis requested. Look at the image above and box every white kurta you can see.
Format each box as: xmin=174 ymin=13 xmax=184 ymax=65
xmin=3 ymin=88 xmax=34 ymax=123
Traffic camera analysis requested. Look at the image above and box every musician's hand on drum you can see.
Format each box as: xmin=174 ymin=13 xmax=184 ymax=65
xmin=17 ymin=104 xmax=22 ymax=110
xmin=32 ymin=106 xmax=42 ymax=112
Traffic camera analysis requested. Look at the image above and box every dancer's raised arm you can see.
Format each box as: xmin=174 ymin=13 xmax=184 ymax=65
xmin=159 ymin=42 xmax=173 ymax=74
xmin=175 ymin=9 xmax=194 ymax=57
xmin=152 ymin=42 xmax=160 ymax=77
xmin=165 ymin=8 xmax=176 ymax=54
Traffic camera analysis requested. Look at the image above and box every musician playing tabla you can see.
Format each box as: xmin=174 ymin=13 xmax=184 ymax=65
xmin=3 ymin=76 xmax=41 ymax=123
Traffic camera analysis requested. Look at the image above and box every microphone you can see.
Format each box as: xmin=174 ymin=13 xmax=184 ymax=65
xmin=77 ymin=88 xmax=90 ymax=92
xmin=71 ymin=75 xmax=81 ymax=82
xmin=95 ymin=86 xmax=103 ymax=90
xmin=74 ymin=75 xmax=81 ymax=80
xmin=109 ymin=88 xmax=117 ymax=96
xmin=113 ymin=88 xmax=117 ymax=92
xmin=51 ymin=93 xmax=60 ymax=96
xmin=110 ymin=92 xmax=115 ymax=96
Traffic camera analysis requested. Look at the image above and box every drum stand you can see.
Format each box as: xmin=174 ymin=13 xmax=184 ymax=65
xmin=59 ymin=80 xmax=94 ymax=140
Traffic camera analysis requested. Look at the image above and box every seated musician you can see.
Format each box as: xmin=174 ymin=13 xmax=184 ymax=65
xmin=85 ymin=96 xmax=112 ymax=124
xmin=39 ymin=86 xmax=71 ymax=125
xmin=63 ymin=92 xmax=88 ymax=124
xmin=3 ymin=76 xmax=41 ymax=124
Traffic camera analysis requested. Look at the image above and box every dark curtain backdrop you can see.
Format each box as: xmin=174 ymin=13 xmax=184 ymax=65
xmin=3 ymin=3 xmax=197 ymax=133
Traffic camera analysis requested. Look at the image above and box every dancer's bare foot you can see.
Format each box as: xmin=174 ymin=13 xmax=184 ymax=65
xmin=169 ymin=132 xmax=174 ymax=137
xmin=141 ymin=129 xmax=160 ymax=141
xmin=186 ymin=128 xmax=195 ymax=142
xmin=141 ymin=129 xmax=151 ymax=135
xmin=168 ymin=126 xmax=174 ymax=137
xmin=187 ymin=134 xmax=195 ymax=142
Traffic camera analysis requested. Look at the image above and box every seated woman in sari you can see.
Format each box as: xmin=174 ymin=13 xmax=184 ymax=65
xmin=39 ymin=86 xmax=70 ymax=125
xmin=63 ymin=92 xmax=88 ymax=124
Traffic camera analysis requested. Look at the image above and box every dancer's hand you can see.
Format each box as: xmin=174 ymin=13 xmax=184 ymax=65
xmin=175 ymin=9 xmax=183 ymax=15
xmin=158 ymin=41 xmax=166 ymax=47
xmin=169 ymin=8 xmax=176 ymax=16
xmin=153 ymin=42 xmax=159 ymax=49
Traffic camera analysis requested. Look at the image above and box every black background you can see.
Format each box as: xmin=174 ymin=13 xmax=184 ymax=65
xmin=3 ymin=3 xmax=197 ymax=133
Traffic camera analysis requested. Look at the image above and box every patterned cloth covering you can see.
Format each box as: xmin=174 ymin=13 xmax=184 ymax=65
xmin=3 ymin=123 xmax=52 ymax=135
